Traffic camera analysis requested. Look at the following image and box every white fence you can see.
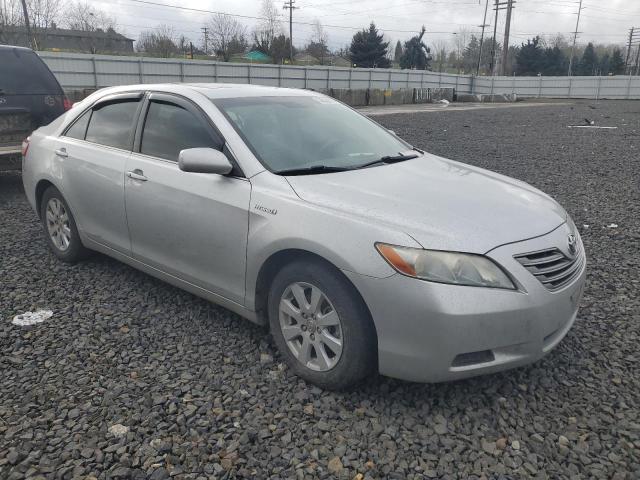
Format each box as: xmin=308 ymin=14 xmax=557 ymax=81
xmin=38 ymin=51 xmax=472 ymax=93
xmin=38 ymin=51 xmax=640 ymax=100
xmin=474 ymin=75 xmax=640 ymax=100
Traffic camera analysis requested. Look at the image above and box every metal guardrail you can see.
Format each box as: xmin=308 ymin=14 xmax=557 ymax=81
xmin=37 ymin=51 xmax=640 ymax=100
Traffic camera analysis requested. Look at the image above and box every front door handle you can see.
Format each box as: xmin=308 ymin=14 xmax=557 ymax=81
xmin=55 ymin=148 xmax=68 ymax=158
xmin=127 ymin=169 xmax=148 ymax=182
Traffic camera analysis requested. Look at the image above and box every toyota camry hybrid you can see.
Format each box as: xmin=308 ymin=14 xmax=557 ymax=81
xmin=22 ymin=84 xmax=586 ymax=389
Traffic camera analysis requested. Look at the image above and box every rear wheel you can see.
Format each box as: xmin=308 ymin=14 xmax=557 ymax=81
xmin=40 ymin=186 xmax=90 ymax=263
xmin=268 ymin=259 xmax=377 ymax=390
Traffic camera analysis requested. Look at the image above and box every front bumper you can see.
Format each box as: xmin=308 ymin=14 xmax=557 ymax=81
xmin=344 ymin=223 xmax=586 ymax=383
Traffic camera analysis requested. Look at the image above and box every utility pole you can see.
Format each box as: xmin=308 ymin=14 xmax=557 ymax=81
xmin=490 ymin=0 xmax=499 ymax=75
xmin=283 ymin=0 xmax=297 ymax=64
xmin=476 ymin=0 xmax=490 ymax=76
xmin=635 ymin=45 xmax=640 ymax=76
xmin=500 ymin=0 xmax=514 ymax=76
xmin=201 ymin=26 xmax=209 ymax=56
xmin=20 ymin=0 xmax=34 ymax=50
xmin=625 ymin=28 xmax=640 ymax=74
xmin=567 ymin=0 xmax=583 ymax=76
xmin=490 ymin=0 xmax=511 ymax=76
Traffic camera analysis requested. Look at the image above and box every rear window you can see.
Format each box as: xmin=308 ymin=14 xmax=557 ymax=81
xmin=85 ymin=99 xmax=140 ymax=150
xmin=0 ymin=48 xmax=62 ymax=95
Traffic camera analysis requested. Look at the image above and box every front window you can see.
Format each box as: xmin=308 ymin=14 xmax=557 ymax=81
xmin=213 ymin=95 xmax=412 ymax=174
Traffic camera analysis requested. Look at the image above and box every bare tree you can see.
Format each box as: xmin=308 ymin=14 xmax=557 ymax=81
xmin=306 ymin=19 xmax=328 ymax=64
xmin=137 ymin=24 xmax=178 ymax=58
xmin=208 ymin=13 xmax=247 ymax=61
xmin=453 ymin=28 xmax=470 ymax=73
xmin=0 ymin=0 xmax=62 ymax=48
xmin=431 ymin=39 xmax=448 ymax=72
xmin=64 ymin=1 xmax=116 ymax=31
xmin=252 ymin=0 xmax=282 ymax=54
xmin=27 ymin=0 xmax=62 ymax=29
xmin=0 ymin=0 xmax=23 ymax=27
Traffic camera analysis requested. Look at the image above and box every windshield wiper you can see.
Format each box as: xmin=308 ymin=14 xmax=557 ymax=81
xmin=276 ymin=165 xmax=352 ymax=176
xmin=354 ymin=152 xmax=419 ymax=170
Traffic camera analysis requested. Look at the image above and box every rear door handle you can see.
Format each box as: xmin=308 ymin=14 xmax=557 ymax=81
xmin=55 ymin=148 xmax=68 ymax=158
xmin=127 ymin=169 xmax=148 ymax=182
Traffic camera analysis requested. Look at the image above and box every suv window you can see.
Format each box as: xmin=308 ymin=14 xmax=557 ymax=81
xmin=0 ymin=48 xmax=63 ymax=95
xmin=64 ymin=110 xmax=91 ymax=140
xmin=85 ymin=99 xmax=140 ymax=150
xmin=140 ymin=100 xmax=222 ymax=161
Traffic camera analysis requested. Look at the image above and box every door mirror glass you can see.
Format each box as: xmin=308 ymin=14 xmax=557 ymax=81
xmin=178 ymin=148 xmax=233 ymax=175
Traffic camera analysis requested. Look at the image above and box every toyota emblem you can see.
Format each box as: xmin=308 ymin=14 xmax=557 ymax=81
xmin=567 ymin=234 xmax=577 ymax=256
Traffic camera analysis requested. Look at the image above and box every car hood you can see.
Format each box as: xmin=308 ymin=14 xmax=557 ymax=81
xmin=285 ymin=154 xmax=566 ymax=253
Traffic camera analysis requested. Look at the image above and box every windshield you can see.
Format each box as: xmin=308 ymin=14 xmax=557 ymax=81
xmin=213 ymin=95 xmax=412 ymax=174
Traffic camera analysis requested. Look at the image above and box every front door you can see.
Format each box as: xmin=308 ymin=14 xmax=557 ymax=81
xmin=124 ymin=93 xmax=250 ymax=305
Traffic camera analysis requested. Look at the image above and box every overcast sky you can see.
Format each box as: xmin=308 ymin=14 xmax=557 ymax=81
xmin=93 ymin=0 xmax=640 ymax=51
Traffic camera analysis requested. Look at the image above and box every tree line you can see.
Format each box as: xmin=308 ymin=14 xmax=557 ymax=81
xmin=1 ymin=0 xmax=631 ymax=76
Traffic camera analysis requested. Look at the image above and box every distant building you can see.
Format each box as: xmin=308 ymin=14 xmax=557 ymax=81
xmin=294 ymin=53 xmax=319 ymax=65
xmin=0 ymin=24 xmax=134 ymax=54
xmin=327 ymin=56 xmax=351 ymax=67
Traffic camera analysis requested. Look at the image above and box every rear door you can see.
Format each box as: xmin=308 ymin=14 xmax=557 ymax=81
xmin=124 ymin=93 xmax=251 ymax=304
xmin=58 ymin=93 xmax=143 ymax=253
xmin=0 ymin=47 xmax=65 ymax=153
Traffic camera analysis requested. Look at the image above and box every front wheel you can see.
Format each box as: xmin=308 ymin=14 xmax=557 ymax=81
xmin=268 ymin=260 xmax=377 ymax=390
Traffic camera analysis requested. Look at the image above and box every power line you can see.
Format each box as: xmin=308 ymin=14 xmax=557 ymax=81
xmin=113 ymin=0 xmax=449 ymax=34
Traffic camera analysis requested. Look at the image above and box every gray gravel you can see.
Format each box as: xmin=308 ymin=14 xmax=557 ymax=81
xmin=1 ymin=100 xmax=639 ymax=479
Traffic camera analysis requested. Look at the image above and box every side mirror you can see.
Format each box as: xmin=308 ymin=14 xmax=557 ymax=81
xmin=178 ymin=148 xmax=233 ymax=175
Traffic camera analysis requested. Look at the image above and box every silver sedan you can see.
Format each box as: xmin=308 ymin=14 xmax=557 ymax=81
xmin=22 ymin=84 xmax=586 ymax=389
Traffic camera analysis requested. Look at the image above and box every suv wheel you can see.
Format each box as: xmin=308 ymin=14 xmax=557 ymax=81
xmin=268 ymin=260 xmax=377 ymax=390
xmin=40 ymin=186 xmax=90 ymax=262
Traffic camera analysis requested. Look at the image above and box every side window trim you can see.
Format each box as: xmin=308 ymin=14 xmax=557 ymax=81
xmin=134 ymin=93 xmax=222 ymax=155
xmin=134 ymin=91 xmax=245 ymax=177
xmin=61 ymin=90 xmax=145 ymax=150
xmin=62 ymin=108 xmax=92 ymax=140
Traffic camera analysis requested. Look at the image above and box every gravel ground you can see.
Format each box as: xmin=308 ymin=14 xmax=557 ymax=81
xmin=1 ymin=100 xmax=639 ymax=479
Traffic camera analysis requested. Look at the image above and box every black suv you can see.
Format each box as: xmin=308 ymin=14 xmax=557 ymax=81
xmin=0 ymin=45 xmax=69 ymax=164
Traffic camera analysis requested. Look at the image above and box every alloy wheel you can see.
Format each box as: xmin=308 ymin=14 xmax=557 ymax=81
xmin=45 ymin=198 xmax=71 ymax=252
xmin=278 ymin=282 xmax=344 ymax=371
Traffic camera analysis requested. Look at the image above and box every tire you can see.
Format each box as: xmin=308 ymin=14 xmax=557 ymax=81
xmin=268 ymin=259 xmax=377 ymax=390
xmin=40 ymin=186 xmax=90 ymax=263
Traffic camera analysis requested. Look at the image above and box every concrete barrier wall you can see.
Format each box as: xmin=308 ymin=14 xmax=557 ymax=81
xmin=326 ymin=88 xmax=455 ymax=107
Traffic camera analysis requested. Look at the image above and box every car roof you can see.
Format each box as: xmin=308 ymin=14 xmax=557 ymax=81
xmin=0 ymin=45 xmax=34 ymax=52
xmin=92 ymin=83 xmax=321 ymax=100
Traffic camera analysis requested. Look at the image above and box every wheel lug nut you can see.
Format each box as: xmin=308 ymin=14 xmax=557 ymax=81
xmin=317 ymin=326 xmax=321 ymax=333
xmin=310 ymin=334 xmax=315 ymax=340
xmin=301 ymin=325 xmax=307 ymax=331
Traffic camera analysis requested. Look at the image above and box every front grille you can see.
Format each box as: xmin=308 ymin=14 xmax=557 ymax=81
xmin=514 ymin=243 xmax=584 ymax=291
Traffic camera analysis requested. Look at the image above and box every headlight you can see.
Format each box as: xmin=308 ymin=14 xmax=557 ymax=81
xmin=375 ymin=243 xmax=516 ymax=289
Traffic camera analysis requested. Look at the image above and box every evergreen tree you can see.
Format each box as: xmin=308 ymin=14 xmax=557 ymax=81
xmin=462 ymin=35 xmax=480 ymax=73
xmin=349 ymin=22 xmax=390 ymax=68
xmin=515 ymin=37 xmax=544 ymax=75
xmin=599 ymin=53 xmax=610 ymax=75
xmin=394 ymin=40 xmax=403 ymax=64
xmin=542 ymin=46 xmax=568 ymax=76
xmin=270 ymin=34 xmax=295 ymax=64
xmin=577 ymin=43 xmax=598 ymax=76
xmin=610 ymin=48 xmax=626 ymax=75
xmin=399 ymin=26 xmax=431 ymax=70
